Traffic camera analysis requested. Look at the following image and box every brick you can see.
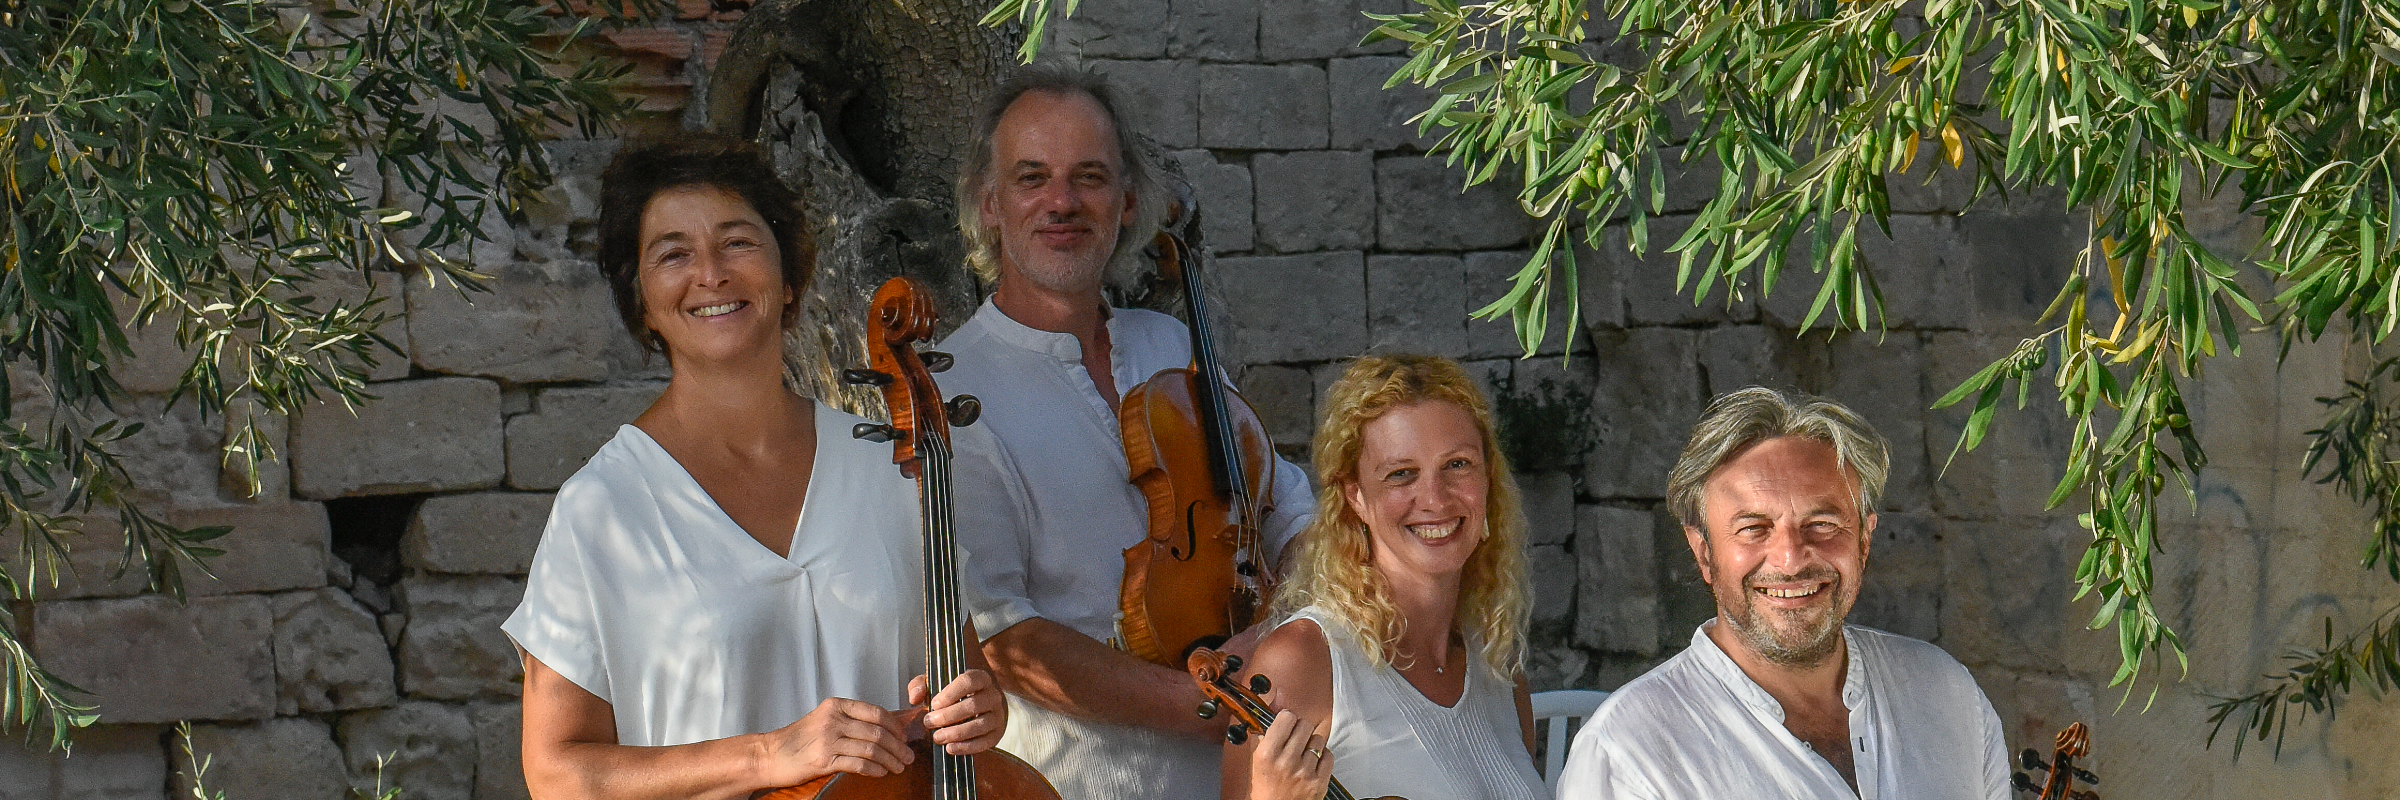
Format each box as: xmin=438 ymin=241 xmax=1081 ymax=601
xmin=272 ymin=587 xmax=399 ymax=714
xmin=36 ymin=595 xmax=275 ymax=723
xmin=1045 ymin=0 xmax=1168 ymax=59
xmin=1172 ymin=149 xmax=1255 ymax=253
xmin=174 ymin=718 xmax=349 ymax=800
xmin=293 ymin=377 xmax=505 ymax=498
xmin=1211 ymin=251 xmax=1366 ymax=364
xmin=1168 ymin=0 xmax=1257 ymax=60
xmin=1261 ymin=0 xmax=1405 ymax=60
xmin=1374 ymin=156 xmax=1532 ymax=251
xmin=338 ymin=702 xmax=476 ymax=800
xmin=396 ymin=575 xmax=526 ymax=700
xmin=1365 ymin=254 xmax=1467 ymax=355
xmin=1200 ymin=64 xmax=1328 ymax=150
xmin=406 ymin=263 xmax=623 ymax=384
xmin=602 ymin=28 xmax=693 ymax=62
xmin=1092 ymin=59 xmax=1198 ymax=149
xmin=1580 ymin=328 xmax=1702 ymax=499
xmin=1329 ymin=56 xmax=1437 ymax=151
xmin=1574 ymin=504 xmax=1660 ymax=655
xmin=504 ymin=383 xmax=663 ymax=490
xmin=404 ymin=492 xmax=554 ymax=575
xmin=167 ymin=502 xmax=331 ymax=597
xmin=1252 ymin=150 xmax=1375 ymax=253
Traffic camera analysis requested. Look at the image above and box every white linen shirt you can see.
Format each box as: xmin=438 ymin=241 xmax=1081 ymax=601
xmin=501 ymin=406 xmax=924 ymax=747
xmin=938 ymin=299 xmax=1313 ymax=800
xmin=1556 ymin=623 xmax=2008 ymax=800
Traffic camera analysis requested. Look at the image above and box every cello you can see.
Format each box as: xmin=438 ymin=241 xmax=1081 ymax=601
xmin=758 ymin=277 xmax=1059 ymax=800
xmin=1117 ymin=192 xmax=1283 ymax=667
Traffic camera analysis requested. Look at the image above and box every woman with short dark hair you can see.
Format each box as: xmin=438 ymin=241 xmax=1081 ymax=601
xmin=505 ymin=134 xmax=1006 ymax=800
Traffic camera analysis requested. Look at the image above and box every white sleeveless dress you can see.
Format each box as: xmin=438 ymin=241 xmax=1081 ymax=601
xmin=1287 ymin=607 xmax=1546 ymax=800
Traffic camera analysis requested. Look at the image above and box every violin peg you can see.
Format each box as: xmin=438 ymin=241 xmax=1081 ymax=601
xmin=2019 ymin=749 xmax=2047 ymax=771
xmin=852 ymin=423 xmax=899 ymax=443
xmin=1249 ymin=674 xmax=1271 ymax=695
xmin=841 ymin=368 xmax=893 ymax=386
xmin=1223 ymin=654 xmax=1244 ymax=673
xmin=946 ymin=396 xmax=982 ymax=426
xmin=2010 ymin=773 xmax=2038 ymax=793
xmin=918 ymin=350 xmax=955 ymax=373
xmin=1225 ymin=724 xmax=1248 ymax=745
xmin=2073 ymin=767 xmax=2099 ymax=785
xmin=1196 ymin=700 xmax=1219 ymax=719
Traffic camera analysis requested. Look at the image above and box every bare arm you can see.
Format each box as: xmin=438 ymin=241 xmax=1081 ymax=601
xmin=519 ymin=651 xmax=913 ymax=800
xmin=980 ymin=617 xmax=1218 ymax=740
xmin=1221 ymin=620 xmax=1336 ymax=800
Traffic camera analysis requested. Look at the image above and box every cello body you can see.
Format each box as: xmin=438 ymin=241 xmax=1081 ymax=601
xmin=1118 ymin=365 xmax=1281 ymax=664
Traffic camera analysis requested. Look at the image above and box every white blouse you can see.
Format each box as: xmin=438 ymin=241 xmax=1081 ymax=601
xmin=501 ymin=404 xmax=926 ymax=747
xmin=1288 ymin=608 xmax=1546 ymax=800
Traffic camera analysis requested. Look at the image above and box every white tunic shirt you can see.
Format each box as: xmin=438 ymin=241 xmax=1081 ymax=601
xmin=1556 ymin=623 xmax=2008 ymax=800
xmin=501 ymin=405 xmax=925 ymax=747
xmin=939 ymin=299 xmax=1314 ymax=800
xmin=1289 ymin=608 xmax=1546 ymax=800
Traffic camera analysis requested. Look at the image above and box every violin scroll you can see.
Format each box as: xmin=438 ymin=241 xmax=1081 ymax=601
xmin=2010 ymin=722 xmax=2100 ymax=800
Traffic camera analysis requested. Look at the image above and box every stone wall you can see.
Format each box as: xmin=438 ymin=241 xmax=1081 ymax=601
xmin=3 ymin=1 xmax=2395 ymax=798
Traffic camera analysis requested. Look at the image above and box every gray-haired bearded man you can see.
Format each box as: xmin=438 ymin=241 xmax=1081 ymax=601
xmin=1557 ymin=388 xmax=2007 ymax=799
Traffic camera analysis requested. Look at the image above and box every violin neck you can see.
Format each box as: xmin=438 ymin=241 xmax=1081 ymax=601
xmin=1175 ymin=246 xmax=1253 ymax=518
xmin=1224 ymin=681 xmax=1352 ymax=800
xmin=916 ymin=436 xmax=978 ymax=799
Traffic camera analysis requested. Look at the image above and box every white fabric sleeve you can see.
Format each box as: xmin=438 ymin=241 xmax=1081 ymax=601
xmin=1978 ymin=687 xmax=2011 ymax=800
xmin=1553 ymin=718 xmax=1656 ymax=800
xmin=947 ymin=420 xmax=1043 ymax=642
xmin=1262 ymin=452 xmax=1315 ymax=568
xmin=499 ymin=487 xmax=610 ymax=702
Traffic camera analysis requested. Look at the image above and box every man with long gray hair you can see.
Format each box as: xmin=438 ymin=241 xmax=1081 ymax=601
xmin=1556 ymin=388 xmax=2007 ymax=799
xmin=936 ymin=63 xmax=1315 ymax=800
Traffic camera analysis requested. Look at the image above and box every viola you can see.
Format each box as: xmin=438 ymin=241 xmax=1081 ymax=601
xmin=2009 ymin=722 xmax=2101 ymax=800
xmin=758 ymin=277 xmax=1058 ymax=800
xmin=1118 ymin=192 xmax=1282 ymax=667
xmin=1187 ymin=648 xmax=1403 ymax=800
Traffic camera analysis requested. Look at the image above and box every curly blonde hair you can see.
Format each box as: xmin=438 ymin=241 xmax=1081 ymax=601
xmin=1272 ymin=354 xmax=1530 ymax=679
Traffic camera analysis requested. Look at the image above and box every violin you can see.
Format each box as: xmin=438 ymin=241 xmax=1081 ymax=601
xmin=2009 ymin=722 xmax=2100 ymax=800
xmin=758 ymin=277 xmax=1059 ymax=800
xmin=1187 ymin=648 xmax=1403 ymax=800
xmin=1118 ymin=191 xmax=1282 ymax=667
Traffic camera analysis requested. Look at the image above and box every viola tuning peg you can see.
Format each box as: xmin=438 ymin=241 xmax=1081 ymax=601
xmin=1249 ymin=674 xmax=1271 ymax=694
xmin=946 ymin=396 xmax=981 ymax=426
xmin=1225 ymin=725 xmax=1247 ymax=745
xmin=918 ymin=350 xmax=954 ymax=372
xmin=1222 ymin=654 xmax=1244 ymax=673
xmin=2019 ymin=749 xmax=2047 ymax=771
xmin=852 ymin=423 xmax=898 ymax=443
xmin=841 ymin=368 xmax=892 ymax=386
xmin=1196 ymin=700 xmax=1219 ymax=719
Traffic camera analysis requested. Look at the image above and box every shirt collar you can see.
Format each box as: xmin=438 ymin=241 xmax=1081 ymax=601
xmin=966 ymin=297 xmax=1092 ymax=364
xmin=1686 ymin=621 xmax=1870 ymax=722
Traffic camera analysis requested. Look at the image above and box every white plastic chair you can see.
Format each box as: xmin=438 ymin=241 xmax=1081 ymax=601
xmin=1530 ymin=689 xmax=1610 ymax=794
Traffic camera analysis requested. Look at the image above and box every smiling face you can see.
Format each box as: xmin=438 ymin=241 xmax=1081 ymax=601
xmin=979 ymin=89 xmax=1137 ymax=299
xmin=1686 ymin=435 xmax=1875 ymax=668
xmin=635 ymin=185 xmax=792 ymax=366
xmin=1342 ymin=400 xmax=1493 ymax=585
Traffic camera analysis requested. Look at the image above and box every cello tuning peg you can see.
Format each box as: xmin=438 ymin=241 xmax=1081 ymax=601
xmin=841 ymin=368 xmax=892 ymax=386
xmin=1196 ymin=700 xmax=1219 ymax=719
xmin=1249 ymin=674 xmax=1272 ymax=694
xmin=918 ymin=350 xmax=955 ymax=372
xmin=946 ymin=396 xmax=981 ymax=426
xmin=852 ymin=423 xmax=899 ymax=443
xmin=1225 ymin=724 xmax=1248 ymax=746
xmin=1222 ymin=654 xmax=1244 ymax=673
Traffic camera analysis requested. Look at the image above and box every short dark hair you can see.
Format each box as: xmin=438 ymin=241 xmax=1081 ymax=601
xmin=597 ymin=133 xmax=813 ymax=354
xmin=954 ymin=62 xmax=1161 ymax=282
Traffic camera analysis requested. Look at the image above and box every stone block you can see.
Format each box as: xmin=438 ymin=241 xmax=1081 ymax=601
xmin=1252 ymin=151 xmax=1375 ymax=254
xmin=1366 ymin=254 xmax=1467 ymax=354
xmin=1697 ymin=325 xmax=1830 ymax=399
xmin=1092 ymin=59 xmax=1198 ymax=149
xmin=293 ymin=377 xmax=505 ymax=498
xmin=308 ymin=268 xmax=414 ymax=382
xmin=1758 ymin=214 xmax=1973 ymax=331
xmin=397 ymin=575 xmax=527 ymax=700
xmin=35 ymin=595 xmax=275 ymax=723
xmin=1958 ymin=199 xmax=2081 ymax=328
xmin=219 ymin=397 xmax=293 ymax=501
xmin=1237 ymin=365 xmax=1315 ymax=450
xmin=1329 ymin=56 xmax=1437 ymax=151
xmin=1846 ymin=512 xmax=1942 ymax=642
xmin=1262 ymin=0 xmax=1404 ymax=60
xmin=1516 ymin=471 xmax=1576 ymax=546
xmin=1574 ymin=504 xmax=1660 ymax=655
xmin=1044 ymin=0 xmax=1167 ymax=58
xmin=1374 ymin=156 xmax=1531 ymax=251
xmin=504 ymin=383 xmax=663 ymax=490
xmin=1825 ymin=332 xmax=1931 ymax=511
xmin=53 ymin=724 xmax=166 ymax=800
xmin=1167 ymin=0 xmax=1256 ymax=60
xmin=1527 ymin=542 xmax=1576 ymax=626
xmin=471 ymin=702 xmax=529 ymax=800
xmin=1923 ymin=332 xmax=2074 ymax=517
xmin=404 ymin=493 xmax=555 ymax=575
xmin=1592 ymin=216 xmax=1755 ymax=326
xmin=0 ymin=733 xmax=52 ymax=799
xmin=272 ymin=587 xmax=399 ymax=714
xmin=1654 ymin=146 xmax=1728 ymax=216
xmin=338 ymin=701 xmax=476 ymax=800
xmin=167 ymin=503 xmax=331 ymax=597
xmin=1199 ymin=64 xmax=1327 ymax=150
xmin=1580 ymin=328 xmax=1702 ymax=499
xmin=1465 ymin=250 xmax=1582 ymax=359
xmin=110 ymin=396 xmax=228 ymax=509
xmin=406 ymin=263 xmax=620 ymax=384
xmin=1172 ymin=149 xmax=1255 ymax=253
xmin=0 ymin=517 xmax=147 ymax=601
xmin=174 ymin=718 xmax=349 ymax=800
xmin=110 ymin=296 xmax=194 ymax=396
xmin=1211 ymin=251 xmax=1367 ymax=364
xmin=1522 ymin=643 xmax=1589 ymax=694
xmin=1937 ymin=515 xmax=2121 ymax=678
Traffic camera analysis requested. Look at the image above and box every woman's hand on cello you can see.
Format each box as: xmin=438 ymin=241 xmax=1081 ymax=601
xmin=1248 ymin=710 xmax=1333 ymax=800
xmin=759 ymin=696 xmax=914 ymax=784
xmin=911 ymin=669 xmax=1007 ymax=755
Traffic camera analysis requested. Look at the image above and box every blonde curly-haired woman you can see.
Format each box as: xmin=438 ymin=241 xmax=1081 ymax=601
xmin=1224 ymin=354 xmax=1545 ymax=800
